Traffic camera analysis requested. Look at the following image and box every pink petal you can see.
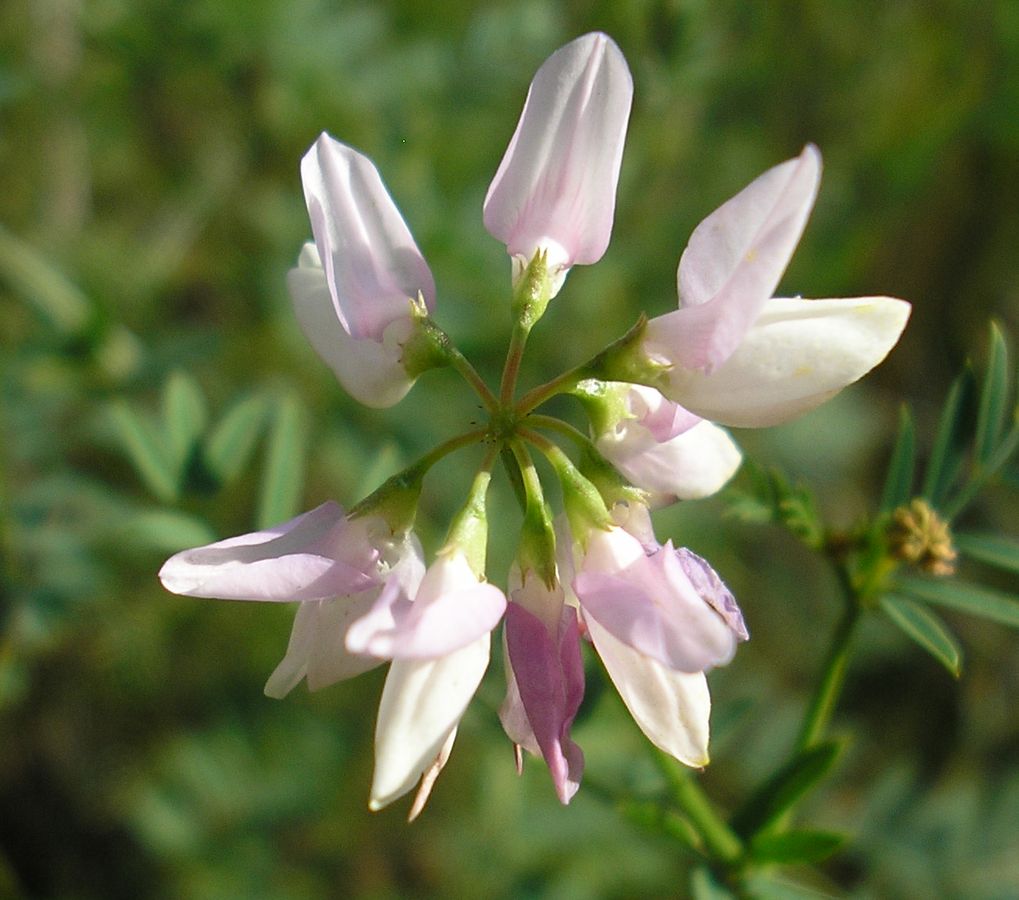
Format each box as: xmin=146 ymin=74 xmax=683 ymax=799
xmin=504 ymin=602 xmax=585 ymax=804
xmin=484 ymin=33 xmax=632 ymax=280
xmin=301 ymin=133 xmax=435 ymax=341
xmin=158 ymin=502 xmax=379 ymax=601
xmin=647 ymin=145 xmax=821 ymax=371
xmin=575 ymin=531 xmax=737 ymax=672
xmin=346 ymin=552 xmax=506 ymax=660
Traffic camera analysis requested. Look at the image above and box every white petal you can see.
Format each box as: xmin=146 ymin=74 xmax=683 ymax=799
xmin=662 ymin=296 xmax=911 ymax=427
xmin=598 ymin=419 xmax=742 ymax=505
xmin=585 ymin=614 xmax=711 ymax=766
xmin=369 ymin=634 xmax=490 ymax=811
xmin=288 ymin=260 xmax=415 ymax=408
xmin=301 ymin=134 xmax=434 ymax=341
xmin=483 ymin=32 xmax=632 ymax=280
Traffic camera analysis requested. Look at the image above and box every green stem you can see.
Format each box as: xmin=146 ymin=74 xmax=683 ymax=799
xmin=500 ymin=321 xmax=530 ymax=405
xmin=447 ymin=345 xmax=499 ymax=413
xmin=515 ymin=364 xmax=587 ymax=416
xmin=527 ymin=413 xmax=592 ymax=448
xmin=796 ymin=576 xmax=861 ymax=751
xmin=656 ymin=753 xmax=744 ymax=866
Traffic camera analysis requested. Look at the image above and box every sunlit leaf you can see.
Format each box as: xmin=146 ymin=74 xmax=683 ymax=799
xmin=731 ymin=742 xmax=842 ymax=838
xmin=748 ymin=829 xmax=845 ymax=865
xmin=203 ymin=393 xmax=268 ymax=487
xmin=107 ymin=402 xmax=178 ymax=502
xmin=955 ymin=532 xmax=1019 ymax=575
xmin=897 ymin=576 xmax=1019 ymax=629
xmin=921 ymin=368 xmax=976 ymax=507
xmin=162 ymin=371 xmax=207 ymax=474
xmin=974 ymin=322 xmax=1009 ymax=466
xmin=880 ymin=594 xmax=962 ymax=676
xmin=880 ymin=405 xmax=915 ymax=513
xmin=257 ymin=393 xmax=308 ymax=528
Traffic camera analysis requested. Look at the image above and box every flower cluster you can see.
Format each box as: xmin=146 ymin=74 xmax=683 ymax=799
xmin=160 ymin=33 xmax=909 ymax=817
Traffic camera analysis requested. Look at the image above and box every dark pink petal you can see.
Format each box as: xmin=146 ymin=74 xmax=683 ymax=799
xmin=505 ymin=602 xmax=585 ymax=804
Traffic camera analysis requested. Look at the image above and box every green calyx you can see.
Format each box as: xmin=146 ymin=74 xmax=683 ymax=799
xmin=584 ymin=315 xmax=670 ymax=389
xmin=512 ymin=250 xmax=555 ymax=333
xmin=400 ymin=294 xmax=455 ymax=379
xmin=441 ymin=466 xmax=494 ymax=576
xmin=347 ymin=464 xmax=425 ymax=535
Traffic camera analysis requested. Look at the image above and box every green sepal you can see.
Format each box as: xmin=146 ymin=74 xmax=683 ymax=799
xmin=400 ymin=295 xmax=454 ymax=379
xmin=441 ymin=468 xmax=493 ymax=576
xmin=347 ymin=463 xmax=425 ymax=537
xmin=584 ymin=315 xmax=669 ymax=388
xmin=512 ymin=249 xmax=554 ymax=332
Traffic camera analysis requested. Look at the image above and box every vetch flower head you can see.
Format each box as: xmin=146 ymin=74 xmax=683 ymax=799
xmin=634 ymin=146 xmax=911 ymax=427
xmin=484 ymin=32 xmax=633 ymax=298
xmin=289 ymin=133 xmax=437 ymax=407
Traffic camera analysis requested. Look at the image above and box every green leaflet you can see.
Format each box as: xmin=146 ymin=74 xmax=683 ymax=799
xmin=203 ymin=393 xmax=269 ymax=487
xmin=748 ymin=829 xmax=845 ymax=865
xmin=955 ymin=532 xmax=1019 ymax=575
xmin=256 ymin=393 xmax=308 ymax=529
xmin=881 ymin=594 xmax=963 ymax=677
xmin=730 ymin=741 xmax=842 ymax=839
xmin=897 ymin=575 xmax=1019 ymax=629
xmin=880 ymin=405 xmax=915 ymax=513
xmin=921 ymin=368 xmax=976 ymax=508
xmin=973 ymin=322 xmax=1009 ymax=466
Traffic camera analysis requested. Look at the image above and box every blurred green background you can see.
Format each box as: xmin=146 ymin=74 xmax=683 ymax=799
xmin=2 ymin=0 xmax=1018 ymax=897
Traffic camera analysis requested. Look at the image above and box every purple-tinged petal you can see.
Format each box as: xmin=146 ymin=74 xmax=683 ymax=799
xmin=287 ymin=247 xmax=417 ymax=408
xmin=585 ymin=614 xmax=711 ymax=767
xmin=630 ymin=387 xmax=701 ymax=442
xmin=369 ymin=633 xmax=490 ymax=812
xmin=675 ymin=548 xmax=748 ymax=641
xmin=648 ymin=145 xmax=821 ymax=372
xmin=346 ymin=551 xmax=506 ymax=660
xmin=158 ymin=502 xmax=379 ymax=602
xmin=575 ymin=529 xmax=738 ymax=671
xmin=658 ymin=295 xmax=911 ymax=427
xmin=484 ymin=33 xmax=632 ymax=290
xmin=504 ymin=601 xmax=585 ymax=804
xmin=301 ymin=133 xmax=435 ymax=342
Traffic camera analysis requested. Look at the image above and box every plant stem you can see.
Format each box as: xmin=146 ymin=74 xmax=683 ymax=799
xmin=795 ymin=581 xmax=861 ymax=751
xmin=499 ymin=321 xmax=530 ymax=405
xmin=515 ymin=364 xmax=586 ymax=415
xmin=656 ymin=753 xmax=744 ymax=866
xmin=447 ymin=345 xmax=499 ymax=413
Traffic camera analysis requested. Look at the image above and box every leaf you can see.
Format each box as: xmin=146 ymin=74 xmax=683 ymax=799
xmin=880 ymin=405 xmax=915 ymax=513
xmin=121 ymin=509 xmax=217 ymax=552
xmin=974 ymin=322 xmax=1010 ymax=466
xmin=107 ymin=402 xmax=178 ymax=502
xmin=203 ymin=393 xmax=268 ymax=487
xmin=724 ymin=464 xmax=823 ymax=549
xmin=731 ymin=742 xmax=842 ymax=839
xmin=257 ymin=393 xmax=308 ymax=528
xmin=162 ymin=371 xmax=208 ymax=474
xmin=955 ymin=532 xmax=1019 ymax=575
xmin=880 ymin=594 xmax=963 ymax=677
xmin=921 ymin=368 xmax=976 ymax=507
xmin=748 ymin=829 xmax=845 ymax=865
xmin=897 ymin=576 xmax=1019 ymax=629
xmin=690 ymin=866 xmax=737 ymax=900
xmin=617 ymin=799 xmax=699 ymax=851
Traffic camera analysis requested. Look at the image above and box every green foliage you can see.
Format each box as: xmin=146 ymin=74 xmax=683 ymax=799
xmin=895 ymin=575 xmax=1019 ymax=629
xmin=879 ymin=594 xmax=963 ymax=677
xmin=724 ymin=463 xmax=824 ymax=550
xmin=879 ymin=405 xmax=916 ymax=513
xmin=731 ymin=742 xmax=843 ymax=840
